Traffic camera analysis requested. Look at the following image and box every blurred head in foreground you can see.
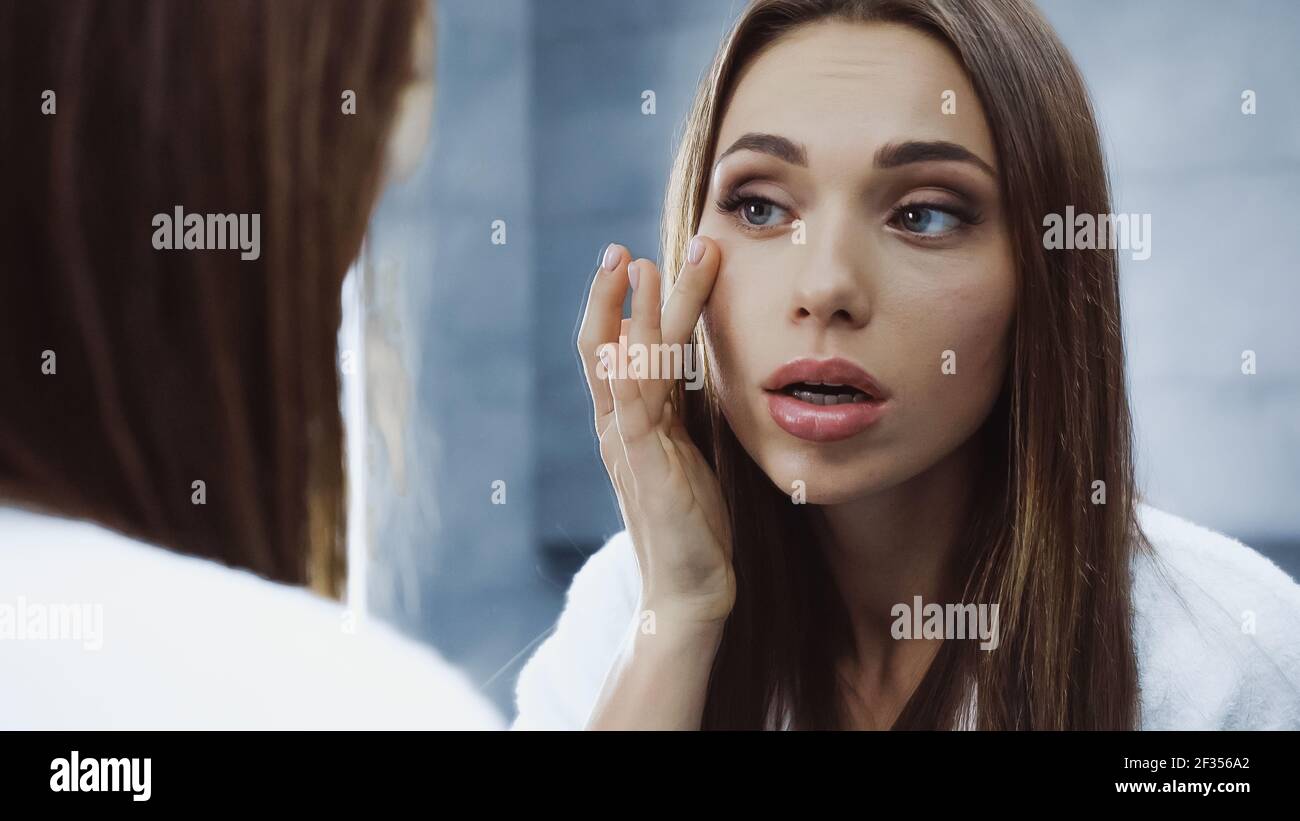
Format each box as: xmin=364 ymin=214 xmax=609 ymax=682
xmin=0 ymin=0 xmax=435 ymax=598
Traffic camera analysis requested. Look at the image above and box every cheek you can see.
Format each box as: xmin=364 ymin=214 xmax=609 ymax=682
xmin=700 ymin=259 xmax=752 ymax=409
xmin=698 ymin=232 xmax=787 ymax=415
xmin=893 ymin=265 xmax=1015 ymax=416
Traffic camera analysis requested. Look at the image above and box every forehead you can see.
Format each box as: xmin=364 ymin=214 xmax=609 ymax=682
xmin=715 ymin=20 xmax=995 ymax=168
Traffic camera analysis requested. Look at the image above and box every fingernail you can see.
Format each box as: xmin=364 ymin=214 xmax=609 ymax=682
xmin=602 ymin=243 xmax=621 ymax=271
xmin=627 ymin=261 xmax=640 ymax=291
xmin=687 ymin=236 xmax=704 ymax=265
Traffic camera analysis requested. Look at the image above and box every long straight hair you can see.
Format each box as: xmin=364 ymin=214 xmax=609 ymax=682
xmin=0 ymin=0 xmax=427 ymax=597
xmin=661 ymin=0 xmax=1149 ymax=729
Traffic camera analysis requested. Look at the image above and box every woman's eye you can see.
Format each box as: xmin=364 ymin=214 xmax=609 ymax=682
xmin=895 ymin=205 xmax=962 ymax=236
xmin=739 ymin=198 xmax=787 ymax=227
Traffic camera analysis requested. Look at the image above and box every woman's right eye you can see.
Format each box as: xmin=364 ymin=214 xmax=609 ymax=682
xmin=739 ymin=198 xmax=786 ymax=226
xmin=718 ymin=193 xmax=791 ymax=231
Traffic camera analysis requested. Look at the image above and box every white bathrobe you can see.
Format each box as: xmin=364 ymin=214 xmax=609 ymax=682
xmin=0 ymin=507 xmax=503 ymax=730
xmin=512 ymin=503 xmax=1300 ymax=730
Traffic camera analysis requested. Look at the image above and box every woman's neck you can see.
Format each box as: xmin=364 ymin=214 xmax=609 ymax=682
xmin=814 ymin=433 xmax=982 ymax=722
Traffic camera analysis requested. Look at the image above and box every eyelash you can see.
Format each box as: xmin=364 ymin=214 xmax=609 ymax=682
xmin=715 ymin=189 xmax=983 ymax=240
xmin=715 ymin=191 xmax=789 ymax=234
xmin=886 ymin=200 xmax=983 ymax=241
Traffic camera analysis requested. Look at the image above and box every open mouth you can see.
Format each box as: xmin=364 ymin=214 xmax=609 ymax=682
xmin=777 ymin=380 xmax=877 ymax=406
xmin=762 ymin=357 xmax=891 ymax=442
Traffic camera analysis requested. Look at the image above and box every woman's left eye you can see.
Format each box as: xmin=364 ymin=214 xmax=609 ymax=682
xmin=892 ymin=205 xmax=963 ymax=236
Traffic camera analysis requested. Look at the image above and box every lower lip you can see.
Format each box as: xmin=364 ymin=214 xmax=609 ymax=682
xmin=765 ymin=391 xmax=889 ymax=442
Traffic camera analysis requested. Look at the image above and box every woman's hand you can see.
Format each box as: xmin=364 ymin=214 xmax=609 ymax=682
xmin=577 ymin=237 xmax=734 ymax=627
xmin=577 ymin=237 xmax=733 ymax=730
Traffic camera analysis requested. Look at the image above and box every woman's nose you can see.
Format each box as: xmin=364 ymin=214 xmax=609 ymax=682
xmin=788 ymin=216 xmax=872 ymax=329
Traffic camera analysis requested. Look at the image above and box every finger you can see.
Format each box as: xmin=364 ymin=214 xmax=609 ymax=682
xmin=626 ymin=258 xmax=660 ymax=394
xmin=597 ymin=407 xmax=627 ymax=487
xmin=600 ymin=335 xmax=642 ymax=425
xmin=629 ymin=257 xmax=675 ymax=422
xmin=661 ymin=235 xmax=720 ymax=347
xmin=608 ymin=352 xmax=673 ymax=494
xmin=593 ymin=344 xmax=617 ymax=439
xmin=606 ymin=335 xmax=646 ymax=416
xmin=628 ymin=256 xmax=663 ymax=352
xmin=576 ymin=243 xmax=630 ymax=425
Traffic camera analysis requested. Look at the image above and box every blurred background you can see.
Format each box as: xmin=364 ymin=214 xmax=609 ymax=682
xmin=360 ymin=0 xmax=1300 ymax=717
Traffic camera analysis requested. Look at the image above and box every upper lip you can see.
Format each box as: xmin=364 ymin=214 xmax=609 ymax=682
xmin=762 ymin=357 xmax=890 ymax=400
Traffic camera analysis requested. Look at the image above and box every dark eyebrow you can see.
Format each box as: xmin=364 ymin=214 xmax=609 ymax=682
xmin=874 ymin=140 xmax=995 ymax=177
xmin=714 ymin=132 xmax=808 ymax=170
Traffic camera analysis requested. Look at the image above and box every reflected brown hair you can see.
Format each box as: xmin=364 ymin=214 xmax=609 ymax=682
xmin=662 ymin=0 xmax=1150 ymax=728
xmin=0 ymin=0 xmax=428 ymax=597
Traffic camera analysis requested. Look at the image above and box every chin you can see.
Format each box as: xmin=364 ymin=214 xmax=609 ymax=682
xmin=749 ymin=443 xmax=901 ymax=506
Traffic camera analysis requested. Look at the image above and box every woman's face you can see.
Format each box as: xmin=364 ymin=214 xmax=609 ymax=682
xmin=696 ymin=21 xmax=1015 ymax=504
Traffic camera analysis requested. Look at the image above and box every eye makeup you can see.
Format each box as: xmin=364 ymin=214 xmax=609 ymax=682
xmin=884 ymin=189 xmax=985 ymax=244
xmin=709 ymin=144 xmax=997 ymax=245
xmin=714 ymin=178 xmax=986 ymax=243
xmin=714 ymin=179 xmax=798 ymax=235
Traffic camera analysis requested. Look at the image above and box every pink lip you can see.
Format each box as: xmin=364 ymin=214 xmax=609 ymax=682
xmin=762 ymin=357 xmax=891 ymax=442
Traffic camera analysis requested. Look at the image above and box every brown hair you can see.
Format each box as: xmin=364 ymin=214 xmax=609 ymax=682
xmin=0 ymin=0 xmax=428 ymax=597
xmin=661 ymin=0 xmax=1150 ymax=728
